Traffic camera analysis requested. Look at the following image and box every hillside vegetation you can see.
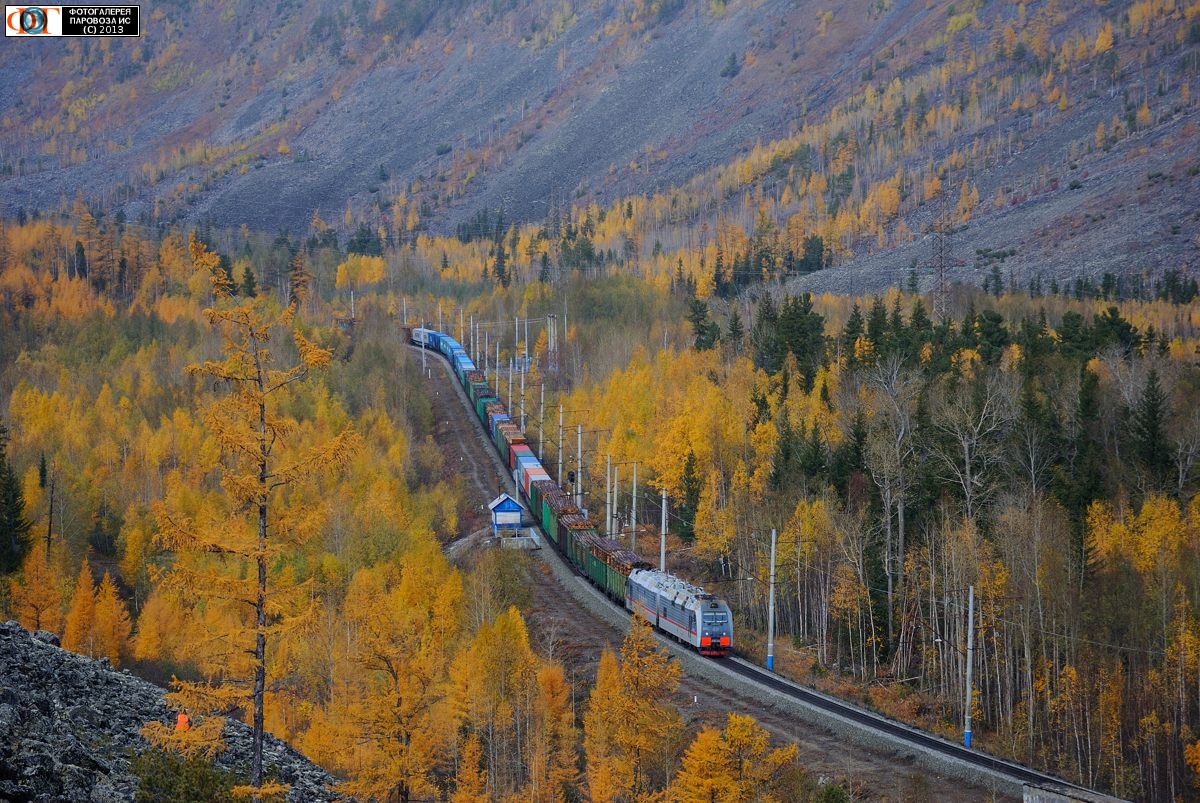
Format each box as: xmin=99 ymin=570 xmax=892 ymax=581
xmin=1 ymin=0 xmax=1197 ymax=289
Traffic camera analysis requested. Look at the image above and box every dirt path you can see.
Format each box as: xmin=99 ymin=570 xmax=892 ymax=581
xmin=416 ymin=347 xmax=1011 ymax=802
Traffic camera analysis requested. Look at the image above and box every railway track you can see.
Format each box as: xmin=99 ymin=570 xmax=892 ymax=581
xmin=717 ymin=657 xmax=1108 ymax=797
xmin=409 ymin=339 xmax=1118 ymax=802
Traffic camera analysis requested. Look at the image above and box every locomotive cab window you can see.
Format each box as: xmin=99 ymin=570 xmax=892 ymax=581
xmin=703 ymin=612 xmax=727 ymax=626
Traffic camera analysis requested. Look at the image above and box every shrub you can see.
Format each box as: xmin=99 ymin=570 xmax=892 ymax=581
xmin=131 ymin=748 xmax=239 ymax=803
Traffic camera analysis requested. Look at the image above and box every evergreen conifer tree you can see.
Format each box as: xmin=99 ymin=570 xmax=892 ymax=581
xmin=679 ymin=451 xmax=701 ymax=542
xmin=0 ymin=423 xmax=31 ymax=573
xmin=1130 ymin=369 xmax=1172 ymax=488
xmin=726 ymin=307 xmax=744 ymax=352
xmin=240 ymin=265 xmax=258 ymax=297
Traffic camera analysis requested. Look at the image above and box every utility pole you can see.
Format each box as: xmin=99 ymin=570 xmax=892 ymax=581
xmin=660 ymin=487 xmax=667 ymax=571
xmin=494 ymin=341 xmax=500 ymax=393
xmin=402 ymin=296 xmax=407 ymax=324
xmin=576 ymin=424 xmax=583 ymax=510
xmin=508 ymin=358 xmax=513 ymax=411
xmin=605 ymin=454 xmax=612 ymax=539
xmin=520 ymin=365 xmax=526 ymax=430
xmin=538 ymin=384 xmax=545 ymax=460
xmin=631 ymin=463 xmax=638 ymax=552
xmin=613 ymin=463 xmax=620 ymax=539
xmin=767 ymin=528 xmax=778 ymax=671
xmin=459 ymin=308 xmax=464 ymax=344
xmin=469 ymin=315 xmax=474 ymax=360
xmin=557 ymin=404 xmax=564 ymax=485
xmin=438 ymin=303 xmax=442 ymax=331
xmin=965 ymin=584 xmax=975 ymax=748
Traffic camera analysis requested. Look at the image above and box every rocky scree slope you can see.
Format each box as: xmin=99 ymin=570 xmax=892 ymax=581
xmin=0 ymin=621 xmax=343 ymax=802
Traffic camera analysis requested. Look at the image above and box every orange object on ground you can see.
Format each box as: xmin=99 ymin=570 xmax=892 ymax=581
xmin=175 ymin=711 xmax=190 ymax=731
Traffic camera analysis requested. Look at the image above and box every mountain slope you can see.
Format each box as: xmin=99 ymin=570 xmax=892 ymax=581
xmin=0 ymin=0 xmax=1197 ymax=288
xmin=0 ymin=0 xmax=983 ymax=229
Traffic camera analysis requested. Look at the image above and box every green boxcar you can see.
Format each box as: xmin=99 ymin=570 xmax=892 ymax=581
xmin=579 ymin=535 xmax=605 ymax=588
xmin=576 ymin=528 xmax=599 ymax=569
xmin=470 ymin=381 xmax=491 ymax=406
xmin=558 ymin=515 xmax=594 ymax=569
xmin=476 ymin=395 xmax=499 ymax=420
xmin=607 ymin=561 xmax=623 ymax=599
xmin=530 ymin=481 xmax=559 ymax=542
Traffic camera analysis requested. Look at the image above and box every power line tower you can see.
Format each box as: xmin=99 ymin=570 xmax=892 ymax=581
xmin=930 ymin=195 xmax=954 ymax=322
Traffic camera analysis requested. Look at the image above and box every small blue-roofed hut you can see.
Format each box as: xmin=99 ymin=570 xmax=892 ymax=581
xmin=488 ymin=493 xmax=523 ymax=538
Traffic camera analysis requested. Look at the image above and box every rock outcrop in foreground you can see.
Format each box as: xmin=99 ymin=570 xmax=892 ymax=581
xmin=0 ymin=620 xmax=343 ymax=802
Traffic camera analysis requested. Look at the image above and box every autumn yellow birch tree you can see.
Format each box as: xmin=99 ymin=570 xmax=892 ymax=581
xmin=143 ymin=234 xmax=355 ymax=798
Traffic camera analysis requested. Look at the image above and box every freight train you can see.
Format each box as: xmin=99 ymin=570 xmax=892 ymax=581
xmin=408 ymin=326 xmax=733 ymax=657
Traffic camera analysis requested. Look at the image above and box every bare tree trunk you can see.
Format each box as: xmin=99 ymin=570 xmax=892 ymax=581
xmin=252 ymin=343 xmax=267 ymax=793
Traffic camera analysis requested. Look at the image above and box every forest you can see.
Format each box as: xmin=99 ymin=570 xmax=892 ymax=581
xmin=0 ymin=209 xmax=842 ymax=801
xmin=2 ymin=180 xmax=1200 ymax=800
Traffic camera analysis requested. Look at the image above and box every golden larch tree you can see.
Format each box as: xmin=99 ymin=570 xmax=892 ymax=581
xmin=331 ymin=545 xmax=462 ymax=802
xmin=527 ymin=662 xmax=578 ymax=801
xmin=721 ymin=712 xmax=798 ymax=801
xmin=143 ymin=235 xmax=355 ymax=798
xmin=615 ymin=613 xmax=682 ymax=797
xmin=94 ymin=571 xmax=132 ymax=666
xmin=672 ymin=727 xmax=736 ymax=803
xmin=11 ymin=540 xmax=65 ymax=633
xmin=62 ymin=559 xmax=96 ymax=657
xmin=451 ymin=732 xmax=488 ymax=803
xmin=1094 ymin=21 xmax=1114 ymax=55
xmin=583 ymin=649 xmax=623 ymax=803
